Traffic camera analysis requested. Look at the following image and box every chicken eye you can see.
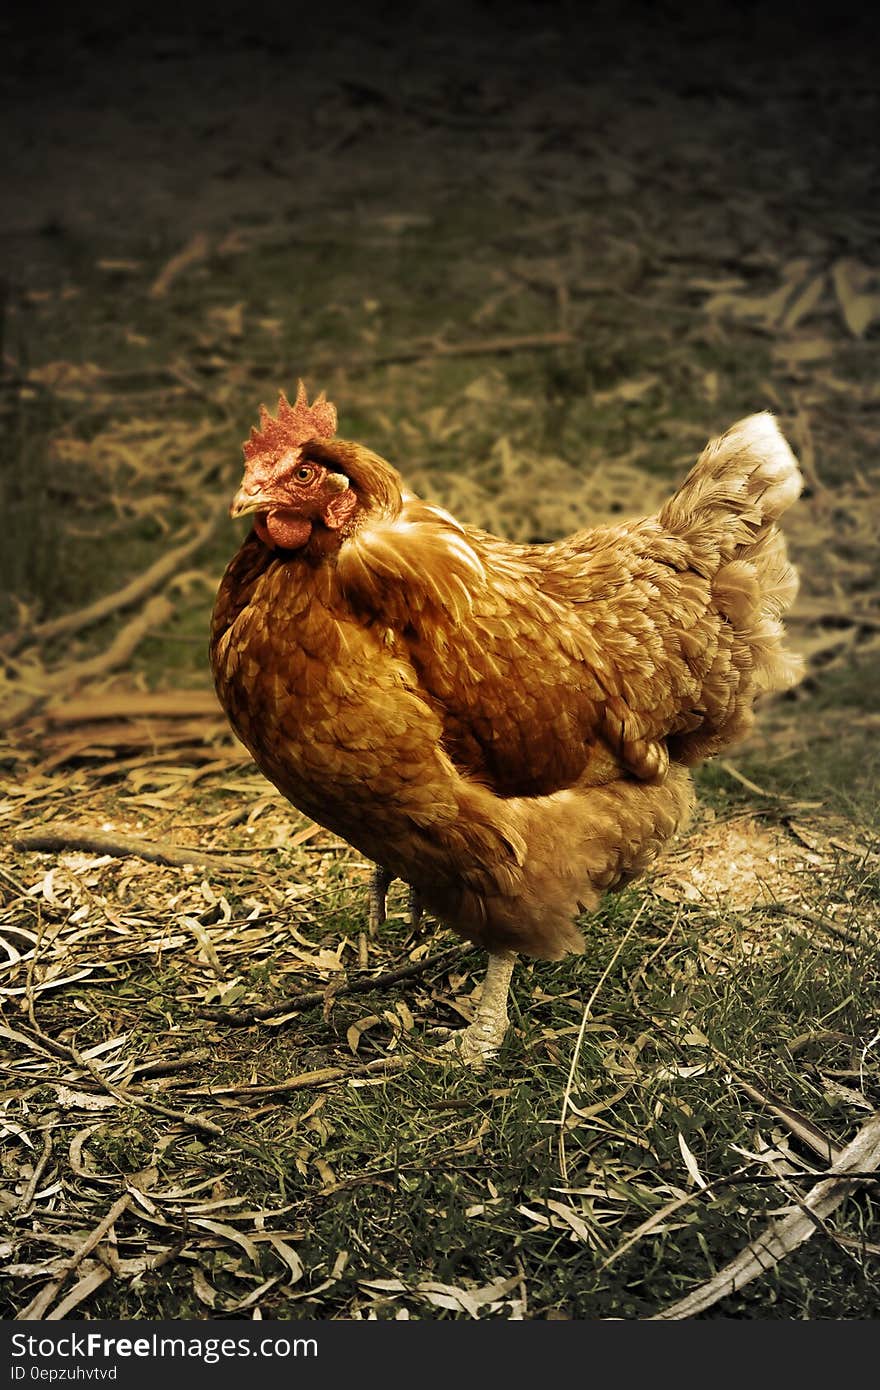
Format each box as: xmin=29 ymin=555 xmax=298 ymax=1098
xmin=295 ymin=465 xmax=315 ymax=484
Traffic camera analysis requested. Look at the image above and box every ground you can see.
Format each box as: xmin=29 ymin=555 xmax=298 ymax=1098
xmin=1 ymin=3 xmax=878 ymax=1321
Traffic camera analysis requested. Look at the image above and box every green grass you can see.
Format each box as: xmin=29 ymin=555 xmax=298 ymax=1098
xmin=4 ymin=854 xmax=876 ymax=1321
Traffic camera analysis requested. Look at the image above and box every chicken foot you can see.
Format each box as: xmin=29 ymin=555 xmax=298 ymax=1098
xmin=370 ymin=876 xmax=514 ymax=1066
xmin=368 ymin=866 xmax=423 ymax=933
xmin=442 ymin=949 xmax=517 ymax=1067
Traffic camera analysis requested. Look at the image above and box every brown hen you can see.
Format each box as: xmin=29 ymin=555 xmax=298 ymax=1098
xmin=211 ymin=384 xmax=802 ymax=1063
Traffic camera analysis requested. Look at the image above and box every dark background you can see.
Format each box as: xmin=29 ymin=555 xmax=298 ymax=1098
xmin=3 ymin=1 xmax=877 ymax=287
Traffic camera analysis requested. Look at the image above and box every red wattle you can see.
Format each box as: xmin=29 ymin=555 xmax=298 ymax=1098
xmin=258 ymin=512 xmax=313 ymax=549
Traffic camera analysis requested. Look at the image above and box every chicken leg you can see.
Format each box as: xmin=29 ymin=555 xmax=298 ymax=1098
xmin=368 ymin=866 xmax=393 ymax=933
xmin=368 ymin=866 xmax=423 ymax=932
xmin=442 ymin=949 xmax=517 ymax=1066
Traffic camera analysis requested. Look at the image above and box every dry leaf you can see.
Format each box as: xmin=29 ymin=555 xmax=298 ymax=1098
xmin=593 ymin=375 xmax=659 ymax=406
xmin=832 ymin=258 xmax=880 ymax=337
xmin=772 ymin=337 xmax=834 ymax=364
xmin=190 ymin=1219 xmax=261 ymax=1263
xmin=263 ymin=1234 xmax=305 ymax=1283
xmin=677 ymin=1132 xmax=708 ymax=1189
xmin=53 ymin=1087 xmax=119 ymax=1112
xmin=346 ymin=1014 xmax=383 ymax=1054
xmin=192 ymin=1267 xmax=217 ymax=1308
xmin=47 ymin=1265 xmax=112 ymax=1320
xmin=780 ymin=272 xmax=827 ymax=331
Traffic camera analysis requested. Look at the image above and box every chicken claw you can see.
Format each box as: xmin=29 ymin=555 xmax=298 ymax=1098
xmin=440 ymin=950 xmax=516 ymax=1067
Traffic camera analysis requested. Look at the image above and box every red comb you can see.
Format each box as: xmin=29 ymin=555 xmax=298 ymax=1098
xmin=243 ymin=381 xmax=337 ymax=462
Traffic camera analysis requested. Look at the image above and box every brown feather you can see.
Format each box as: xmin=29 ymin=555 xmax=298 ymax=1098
xmin=211 ymin=410 xmax=802 ymax=960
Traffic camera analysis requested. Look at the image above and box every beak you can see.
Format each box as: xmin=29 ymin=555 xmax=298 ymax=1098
xmin=230 ymin=487 xmax=275 ymax=519
xmin=230 ymin=471 xmax=349 ymax=518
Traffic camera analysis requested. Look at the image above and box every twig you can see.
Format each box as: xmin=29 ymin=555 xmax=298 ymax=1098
xmin=0 ymin=864 xmax=30 ymax=897
xmin=200 ymin=946 xmax=465 ymax=1025
xmin=182 ymin=1053 xmax=413 ymax=1098
xmin=67 ymin=1041 xmax=297 ymax=1160
xmin=11 ymin=922 xmax=425 ymax=1139
xmin=59 ymin=1034 xmax=231 ymax=1142
xmin=15 ymin=1128 xmax=54 ymax=1218
xmin=45 ymin=690 xmax=221 ymax=724
xmin=149 ymin=232 xmax=211 ymax=298
xmin=12 ymin=823 xmax=257 ymax=874
xmin=14 ymin=950 xmax=402 ymax=1152
xmin=131 ymin=1049 xmax=213 ymax=1079
xmin=15 ymin=1192 xmax=132 ymax=1320
xmin=650 ymin=1113 xmax=880 ymax=1319
xmin=760 ymin=901 xmax=864 ymax=947
xmin=718 ymin=760 xmax=787 ymax=800
xmin=385 ymin=329 xmax=575 ymax=361
xmin=0 ymin=595 xmax=175 ymax=731
xmin=8 ymin=511 xmax=221 ymax=653
xmin=46 ymin=1267 xmax=112 ymax=1321
xmin=363 ymin=330 xmax=576 ymax=367
xmin=0 ymin=1023 xmax=67 ymax=1062
xmin=834 ymin=1233 xmax=880 ymax=1258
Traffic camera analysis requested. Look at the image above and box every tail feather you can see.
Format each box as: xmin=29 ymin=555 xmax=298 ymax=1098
xmin=659 ymin=412 xmax=803 ymax=560
xmin=661 ymin=412 xmax=803 ymax=762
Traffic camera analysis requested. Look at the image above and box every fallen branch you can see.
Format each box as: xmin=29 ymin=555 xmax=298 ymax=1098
xmin=10 ymin=511 xmax=222 ymax=653
xmin=760 ymin=901 xmax=864 ymax=948
xmin=200 ymin=945 xmax=465 ymax=1026
xmin=363 ymin=330 xmax=576 ymax=367
xmin=44 ymin=690 xmax=221 ymax=724
xmin=651 ymin=1112 xmax=880 ymax=1319
xmin=51 ymin=595 xmax=175 ymax=686
xmin=0 ymin=595 xmax=175 ymax=730
xmin=12 ymin=823 xmax=256 ymax=874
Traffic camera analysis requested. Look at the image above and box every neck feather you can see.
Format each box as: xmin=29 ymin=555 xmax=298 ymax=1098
xmin=305 ymin=439 xmax=403 ymax=519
